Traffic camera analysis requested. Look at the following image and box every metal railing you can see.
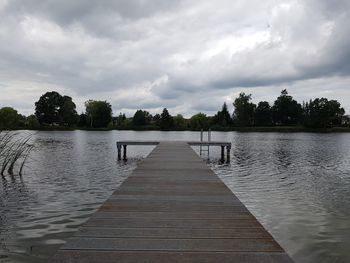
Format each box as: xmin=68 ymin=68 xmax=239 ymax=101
xmin=199 ymin=128 xmax=211 ymax=158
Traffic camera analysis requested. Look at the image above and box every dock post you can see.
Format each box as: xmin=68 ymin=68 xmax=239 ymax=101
xmin=221 ymin=146 xmax=225 ymax=163
xmin=123 ymin=145 xmax=127 ymax=161
xmin=117 ymin=144 xmax=122 ymax=161
xmin=226 ymin=145 xmax=231 ymax=163
xmin=200 ymin=129 xmax=203 ymax=156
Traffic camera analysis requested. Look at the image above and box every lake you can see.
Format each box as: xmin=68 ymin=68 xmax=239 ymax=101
xmin=1 ymin=131 xmax=350 ymax=263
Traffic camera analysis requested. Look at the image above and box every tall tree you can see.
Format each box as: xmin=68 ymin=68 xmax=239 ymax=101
xmin=59 ymin=96 xmax=78 ymax=126
xmin=213 ymin=102 xmax=232 ymax=127
xmin=0 ymin=107 xmax=20 ymax=129
xmin=17 ymin=114 xmax=26 ymax=128
xmin=160 ymin=108 xmax=174 ymax=130
xmin=173 ymin=114 xmax=187 ymax=130
xmin=342 ymin=115 xmax=350 ymax=127
xmin=255 ymin=101 xmax=272 ymax=126
xmin=78 ymin=113 xmax=88 ymax=127
xmin=271 ymin=89 xmax=302 ymax=125
xmin=189 ymin=113 xmax=209 ymax=130
xmin=233 ymin=92 xmax=256 ymax=126
xmin=133 ymin=110 xmax=151 ymax=126
xmin=35 ymin=91 xmax=62 ymax=125
xmin=26 ymin=114 xmax=40 ymax=129
xmin=114 ymin=113 xmax=131 ymax=129
xmin=153 ymin=114 xmax=161 ymax=127
xmin=35 ymin=91 xmax=78 ymax=126
xmin=85 ymin=100 xmax=112 ymax=128
xmin=304 ymin=98 xmax=345 ymax=128
xmin=116 ymin=113 xmax=126 ymax=127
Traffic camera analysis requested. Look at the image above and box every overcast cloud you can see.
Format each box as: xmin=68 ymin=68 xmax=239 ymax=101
xmin=0 ymin=0 xmax=350 ymax=116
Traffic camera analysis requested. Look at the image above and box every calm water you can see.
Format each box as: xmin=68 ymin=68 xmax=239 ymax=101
xmin=1 ymin=131 xmax=350 ymax=263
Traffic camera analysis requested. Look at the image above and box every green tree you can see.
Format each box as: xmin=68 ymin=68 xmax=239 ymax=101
xmin=78 ymin=113 xmax=88 ymax=127
xmin=85 ymin=100 xmax=112 ymax=128
xmin=26 ymin=114 xmax=40 ymax=129
xmin=304 ymin=98 xmax=345 ymax=128
xmin=35 ymin=91 xmax=78 ymax=126
xmin=35 ymin=91 xmax=62 ymax=124
xmin=0 ymin=107 xmax=20 ymax=129
xmin=173 ymin=114 xmax=187 ymax=130
xmin=342 ymin=115 xmax=350 ymax=127
xmin=17 ymin=114 xmax=27 ymax=128
xmin=160 ymin=108 xmax=174 ymax=130
xmin=116 ymin=113 xmax=126 ymax=126
xmin=116 ymin=113 xmax=132 ymax=129
xmin=233 ymin=92 xmax=256 ymax=126
xmin=271 ymin=90 xmax=302 ymax=125
xmin=59 ymin=96 xmax=78 ymax=126
xmin=212 ymin=102 xmax=232 ymax=127
xmin=255 ymin=101 xmax=272 ymax=126
xmin=189 ymin=113 xmax=209 ymax=130
xmin=153 ymin=114 xmax=161 ymax=127
xmin=133 ymin=110 xmax=151 ymax=126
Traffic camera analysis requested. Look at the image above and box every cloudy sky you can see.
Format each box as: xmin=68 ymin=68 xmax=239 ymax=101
xmin=0 ymin=0 xmax=350 ymax=117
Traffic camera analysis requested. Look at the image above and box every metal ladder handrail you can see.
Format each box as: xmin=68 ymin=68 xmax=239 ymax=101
xmin=199 ymin=129 xmax=211 ymax=158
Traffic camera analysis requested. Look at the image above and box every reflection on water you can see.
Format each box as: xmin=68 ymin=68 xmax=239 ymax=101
xmin=1 ymin=131 xmax=350 ymax=263
xmin=210 ymin=132 xmax=350 ymax=263
xmin=0 ymin=131 xmax=146 ymax=263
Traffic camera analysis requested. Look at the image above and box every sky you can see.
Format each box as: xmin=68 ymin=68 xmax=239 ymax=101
xmin=0 ymin=0 xmax=350 ymax=117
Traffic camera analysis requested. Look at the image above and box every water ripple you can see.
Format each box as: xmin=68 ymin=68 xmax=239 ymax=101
xmin=209 ymin=132 xmax=350 ymax=263
xmin=1 ymin=131 xmax=350 ymax=263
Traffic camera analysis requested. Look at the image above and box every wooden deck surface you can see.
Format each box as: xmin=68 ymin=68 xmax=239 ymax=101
xmin=51 ymin=141 xmax=293 ymax=263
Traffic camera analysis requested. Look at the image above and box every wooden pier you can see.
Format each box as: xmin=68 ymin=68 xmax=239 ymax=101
xmin=52 ymin=141 xmax=293 ymax=263
xmin=117 ymin=140 xmax=232 ymax=163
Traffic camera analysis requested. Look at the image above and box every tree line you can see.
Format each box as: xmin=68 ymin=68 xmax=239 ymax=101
xmin=0 ymin=90 xmax=349 ymax=130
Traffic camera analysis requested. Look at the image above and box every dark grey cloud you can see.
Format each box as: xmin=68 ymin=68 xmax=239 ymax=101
xmin=0 ymin=0 xmax=350 ymax=116
xmin=4 ymin=0 xmax=183 ymax=22
xmin=3 ymin=0 xmax=184 ymax=39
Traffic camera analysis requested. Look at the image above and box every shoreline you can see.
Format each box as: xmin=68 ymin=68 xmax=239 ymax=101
xmin=6 ymin=126 xmax=350 ymax=133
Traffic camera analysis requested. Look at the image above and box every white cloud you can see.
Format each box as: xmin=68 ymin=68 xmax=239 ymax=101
xmin=0 ymin=0 xmax=350 ymax=116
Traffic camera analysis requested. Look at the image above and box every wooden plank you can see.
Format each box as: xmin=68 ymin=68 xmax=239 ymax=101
xmin=60 ymin=237 xmax=284 ymax=252
xmin=52 ymin=251 xmax=293 ymax=263
xmin=90 ymin=211 xmax=255 ymax=219
xmin=83 ymin=218 xmax=263 ymax=228
xmin=117 ymin=141 xmax=160 ymax=146
xmin=99 ymin=203 xmax=250 ymax=212
xmin=75 ymin=227 xmax=272 ymax=239
xmin=51 ymin=141 xmax=293 ymax=262
xmin=187 ymin=141 xmax=231 ymax=147
xmin=108 ymin=194 xmax=240 ymax=202
xmin=116 ymin=140 xmax=231 ymax=147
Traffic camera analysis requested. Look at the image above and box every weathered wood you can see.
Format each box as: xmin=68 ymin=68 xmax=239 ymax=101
xmin=116 ymin=140 xmax=232 ymax=162
xmin=117 ymin=141 xmax=160 ymax=146
xmin=123 ymin=145 xmax=127 ymax=161
xmin=187 ymin=141 xmax=231 ymax=147
xmin=59 ymin=237 xmax=284 ymax=251
xmin=117 ymin=145 xmax=121 ymax=160
xmin=75 ymin=226 xmax=271 ymax=239
xmin=226 ymin=145 xmax=231 ymax=163
xmin=51 ymin=251 xmax=293 ymax=263
xmin=221 ymin=145 xmax=225 ymax=163
xmin=51 ymin=141 xmax=293 ymax=263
